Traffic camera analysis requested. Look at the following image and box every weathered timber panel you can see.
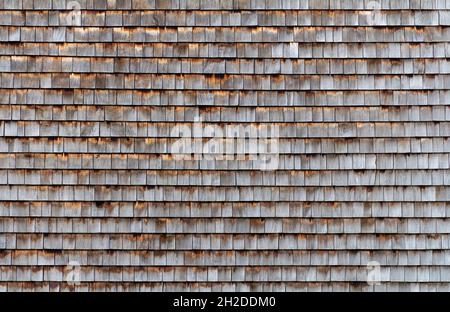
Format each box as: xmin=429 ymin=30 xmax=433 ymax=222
xmin=1 ymin=0 xmax=450 ymax=292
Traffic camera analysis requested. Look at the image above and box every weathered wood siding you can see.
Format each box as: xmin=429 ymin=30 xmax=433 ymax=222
xmin=1 ymin=0 xmax=450 ymax=291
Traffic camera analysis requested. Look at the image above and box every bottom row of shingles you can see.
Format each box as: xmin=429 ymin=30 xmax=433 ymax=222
xmin=0 ymin=282 xmax=449 ymax=292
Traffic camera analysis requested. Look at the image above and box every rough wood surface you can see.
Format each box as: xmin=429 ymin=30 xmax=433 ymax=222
xmin=1 ymin=0 xmax=449 ymax=292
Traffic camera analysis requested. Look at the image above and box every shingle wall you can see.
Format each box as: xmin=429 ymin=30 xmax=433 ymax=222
xmin=1 ymin=0 xmax=450 ymax=291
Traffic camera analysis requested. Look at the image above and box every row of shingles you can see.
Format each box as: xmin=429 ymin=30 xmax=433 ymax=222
xmin=3 ymin=153 xmax=449 ymax=171
xmin=3 ymin=105 xmax=450 ymax=122
xmin=2 ymin=121 xmax=450 ymax=137
xmin=2 ymin=42 xmax=450 ymax=59
xmin=3 ymin=89 xmax=448 ymax=106
xmin=1 ymin=282 xmax=449 ymax=292
xmin=3 ymin=73 xmax=450 ymax=90
xmin=3 ymin=169 xmax=450 ymax=186
xmin=0 ymin=115 xmax=449 ymax=131
xmin=2 ymin=216 xmax=450 ymax=233
xmin=4 ymin=26 xmax=450 ymax=43
xmin=2 ymin=10 xmax=450 ymax=27
xmin=1 ymin=265 xmax=450 ymax=283
xmin=0 ymin=154 xmax=447 ymax=171
xmin=0 ymin=185 xmax=444 ymax=201
xmin=5 ymin=57 xmax=450 ymax=75
xmin=0 ymin=233 xmax=447 ymax=250
xmin=0 ymin=0 xmax=444 ymax=10
xmin=2 ymin=133 xmax=449 ymax=149
xmin=1 ymin=138 xmax=449 ymax=154
xmin=3 ymin=249 xmax=450 ymax=266
xmin=0 ymin=119 xmax=450 ymax=140
xmin=2 ymin=201 xmax=450 ymax=218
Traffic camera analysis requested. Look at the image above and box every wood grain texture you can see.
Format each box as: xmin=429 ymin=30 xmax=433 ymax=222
xmin=0 ymin=0 xmax=449 ymax=292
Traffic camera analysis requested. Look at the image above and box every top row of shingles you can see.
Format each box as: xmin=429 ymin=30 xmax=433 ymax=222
xmin=1 ymin=0 xmax=450 ymax=10
xmin=3 ymin=10 xmax=450 ymax=27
